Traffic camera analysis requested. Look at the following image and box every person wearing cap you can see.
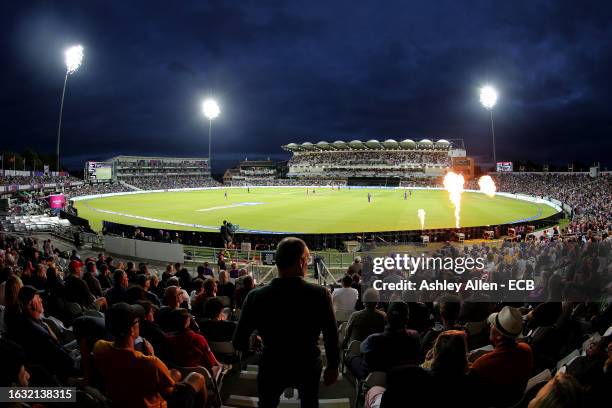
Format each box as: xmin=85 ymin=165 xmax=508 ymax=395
xmin=233 ymin=237 xmax=340 ymax=408
xmin=93 ymin=303 xmax=207 ymax=408
xmin=5 ymin=285 xmax=75 ymax=382
xmin=470 ymin=306 xmax=533 ymax=407
xmin=342 ymin=288 xmax=385 ymax=349
xmin=346 ymin=301 xmax=421 ymax=380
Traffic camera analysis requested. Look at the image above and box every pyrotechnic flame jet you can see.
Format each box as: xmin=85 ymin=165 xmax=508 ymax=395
xmin=417 ymin=209 xmax=426 ymax=231
xmin=478 ymin=175 xmax=497 ymax=197
xmin=443 ymin=172 xmax=465 ymax=228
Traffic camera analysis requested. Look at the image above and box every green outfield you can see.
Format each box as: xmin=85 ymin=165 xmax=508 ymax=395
xmin=73 ymin=187 xmax=559 ymax=234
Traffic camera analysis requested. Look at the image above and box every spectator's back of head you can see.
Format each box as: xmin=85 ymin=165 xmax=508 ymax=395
xmin=275 ymin=237 xmax=308 ymax=277
xmin=439 ymin=295 xmax=461 ymax=326
xmin=430 ymin=330 xmax=468 ymax=376
xmin=169 ymin=308 xmax=190 ymax=333
xmin=203 ymin=297 xmax=224 ymax=320
xmin=528 ymin=372 xmax=583 ymax=408
xmin=341 ymin=275 xmax=352 ymax=287
xmin=387 ymin=302 xmax=409 ymax=330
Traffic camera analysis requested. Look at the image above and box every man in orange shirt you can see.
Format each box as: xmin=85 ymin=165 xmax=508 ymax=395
xmin=93 ymin=303 xmax=207 ymax=408
xmin=470 ymin=306 xmax=533 ymax=407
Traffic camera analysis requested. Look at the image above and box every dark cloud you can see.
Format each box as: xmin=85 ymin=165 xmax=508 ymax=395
xmin=2 ymin=0 xmax=612 ymax=173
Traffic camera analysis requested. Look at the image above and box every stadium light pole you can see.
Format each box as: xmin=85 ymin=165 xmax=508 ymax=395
xmin=56 ymin=45 xmax=84 ymax=174
xmin=479 ymin=85 xmax=498 ymax=167
xmin=202 ymin=98 xmax=220 ymax=177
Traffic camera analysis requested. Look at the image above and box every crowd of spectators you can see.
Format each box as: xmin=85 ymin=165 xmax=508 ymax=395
xmin=481 ymin=173 xmax=612 ymax=235
xmin=121 ymin=176 xmax=221 ymax=190
xmin=0 ymin=232 xmax=609 ymax=407
xmin=0 ymin=174 xmax=81 ymax=187
xmin=63 ymin=182 xmax=130 ymax=199
xmin=0 ymin=233 xmax=261 ymax=407
xmin=289 ymin=150 xmax=451 ymax=168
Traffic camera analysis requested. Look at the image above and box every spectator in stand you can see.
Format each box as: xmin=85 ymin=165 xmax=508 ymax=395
xmin=470 ymin=306 xmax=534 ymax=407
xmin=528 ymin=372 xmax=584 ymax=408
xmin=346 ymin=301 xmax=421 ymax=380
xmin=200 ymin=262 xmax=214 ymax=278
xmin=97 ymin=263 xmax=112 ymax=289
xmin=421 ymin=295 xmax=463 ymax=356
xmin=234 ymin=237 xmax=340 ymax=408
xmin=104 ymin=269 xmax=129 ymax=306
xmin=165 ymin=308 xmax=221 ymax=372
xmin=6 ymin=286 xmax=74 ymax=383
xmin=83 ymin=261 xmax=103 ymax=298
xmin=30 ymin=263 xmax=48 ymax=291
xmin=158 ymin=286 xmax=199 ymax=333
xmin=198 ymin=297 xmax=237 ymax=343
xmin=217 ymin=252 xmax=227 ymax=271
xmin=20 ymin=261 xmax=34 ymax=287
xmin=348 ymin=257 xmax=362 ymax=276
xmin=229 ymin=262 xmax=240 ymax=279
xmin=125 ymin=261 xmax=138 ymax=282
xmin=190 ymin=278 xmax=205 ymax=306
xmin=235 ymin=275 xmax=254 ymax=309
xmin=162 ymin=264 xmax=175 ymax=285
xmin=93 ymin=303 xmax=207 ymax=408
xmin=217 ymin=270 xmax=235 ymax=304
xmin=136 ymin=274 xmax=161 ymax=306
xmin=0 ymin=338 xmax=31 ymax=387
xmin=372 ymin=330 xmax=472 ymax=408
xmin=177 ymin=267 xmax=192 ymax=292
xmin=136 ymin=300 xmax=168 ymax=358
xmin=332 ymin=275 xmax=359 ymax=314
xmin=193 ymin=279 xmax=217 ymax=317
xmin=64 ymin=259 xmax=105 ymax=311
xmin=167 ymin=276 xmax=190 ymax=310
xmin=342 ymin=288 xmax=386 ymax=348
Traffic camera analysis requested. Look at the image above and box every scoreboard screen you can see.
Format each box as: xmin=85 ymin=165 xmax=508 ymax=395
xmin=496 ymin=162 xmax=513 ymax=172
xmin=86 ymin=162 xmax=113 ymax=181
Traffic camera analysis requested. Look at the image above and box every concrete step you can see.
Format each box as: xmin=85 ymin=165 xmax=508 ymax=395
xmin=226 ymin=395 xmax=350 ymax=408
xmin=239 ymin=370 xmax=343 ymax=382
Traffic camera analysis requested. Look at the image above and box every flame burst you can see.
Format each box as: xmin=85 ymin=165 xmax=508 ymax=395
xmin=478 ymin=175 xmax=497 ymax=197
xmin=443 ymin=172 xmax=465 ymax=228
xmin=417 ymin=209 xmax=426 ymax=230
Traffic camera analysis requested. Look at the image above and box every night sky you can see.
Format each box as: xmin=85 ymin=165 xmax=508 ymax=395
xmin=2 ymin=0 xmax=612 ymax=173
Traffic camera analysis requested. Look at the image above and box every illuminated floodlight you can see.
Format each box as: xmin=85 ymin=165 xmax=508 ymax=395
xmin=65 ymin=45 xmax=84 ymax=74
xmin=202 ymin=98 xmax=220 ymax=120
xmin=479 ymin=85 xmax=498 ymax=110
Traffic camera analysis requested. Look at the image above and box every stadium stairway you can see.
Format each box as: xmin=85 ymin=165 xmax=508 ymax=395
xmin=221 ymin=345 xmax=354 ymax=408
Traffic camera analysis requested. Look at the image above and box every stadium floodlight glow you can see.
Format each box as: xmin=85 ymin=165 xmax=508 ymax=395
xmin=479 ymin=85 xmax=498 ymax=166
xmin=56 ymin=44 xmax=85 ymax=173
xmin=65 ymin=45 xmax=84 ymax=74
xmin=479 ymin=85 xmax=498 ymax=110
xmin=202 ymin=98 xmax=220 ymax=177
xmin=202 ymin=98 xmax=220 ymax=120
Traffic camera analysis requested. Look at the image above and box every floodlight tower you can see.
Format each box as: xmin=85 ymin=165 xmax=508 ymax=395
xmin=202 ymin=98 xmax=220 ymax=177
xmin=56 ymin=45 xmax=84 ymax=173
xmin=479 ymin=85 xmax=498 ymax=167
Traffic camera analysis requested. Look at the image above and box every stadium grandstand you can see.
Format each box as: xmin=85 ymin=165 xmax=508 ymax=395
xmin=283 ymin=139 xmax=461 ymax=186
xmin=109 ymin=155 xmax=217 ymax=190
xmin=223 ymin=158 xmax=281 ymax=185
